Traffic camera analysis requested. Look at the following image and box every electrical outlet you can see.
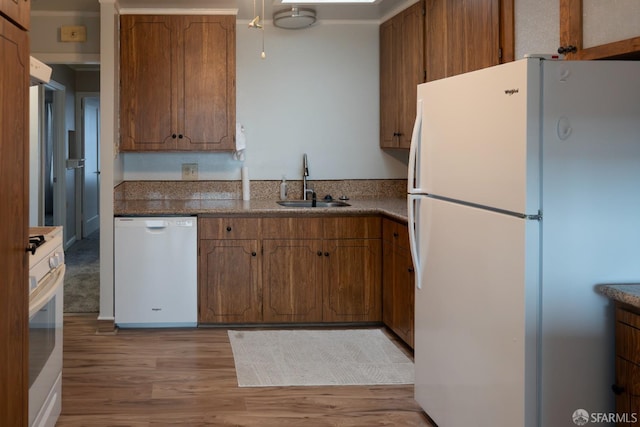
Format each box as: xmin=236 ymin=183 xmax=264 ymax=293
xmin=182 ymin=163 xmax=198 ymax=180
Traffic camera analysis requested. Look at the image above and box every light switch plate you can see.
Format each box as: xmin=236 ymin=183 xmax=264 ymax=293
xmin=61 ymin=26 xmax=87 ymax=42
xmin=182 ymin=163 xmax=198 ymax=180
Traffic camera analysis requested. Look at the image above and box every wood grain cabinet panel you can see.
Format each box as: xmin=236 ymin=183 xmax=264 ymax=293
xmin=380 ymin=1 xmax=424 ymax=149
xmin=199 ymin=239 xmax=261 ymax=323
xmin=262 ymin=239 xmax=324 ymax=323
xmin=120 ymin=15 xmax=235 ymax=152
xmin=0 ymin=0 xmax=29 ymax=30
xmin=0 ymin=13 xmax=28 ymax=426
xmin=613 ymin=306 xmax=640 ymax=426
xmin=323 ymin=238 xmax=381 ymax=322
xmin=382 ymin=219 xmax=415 ymax=348
xmin=424 ymin=0 xmax=513 ymax=82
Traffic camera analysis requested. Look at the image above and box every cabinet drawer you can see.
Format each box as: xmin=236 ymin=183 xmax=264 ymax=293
xmin=323 ymin=216 xmax=381 ymax=239
xmin=616 ymin=307 xmax=640 ymax=365
xmin=382 ymin=218 xmax=410 ymax=250
xmin=261 ymin=217 xmax=323 ymax=239
xmin=199 ymin=218 xmax=260 ymax=240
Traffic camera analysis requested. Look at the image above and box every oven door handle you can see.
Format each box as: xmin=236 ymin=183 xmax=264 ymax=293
xmin=29 ymin=264 xmax=65 ymax=318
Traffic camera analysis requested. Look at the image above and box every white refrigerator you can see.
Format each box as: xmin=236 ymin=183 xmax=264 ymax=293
xmin=408 ymin=57 xmax=640 ymax=427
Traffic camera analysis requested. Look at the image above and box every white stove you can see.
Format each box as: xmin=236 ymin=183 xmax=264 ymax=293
xmin=28 ymin=226 xmax=64 ymax=427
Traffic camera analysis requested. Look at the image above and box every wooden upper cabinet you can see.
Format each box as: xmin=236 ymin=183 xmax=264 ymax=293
xmin=425 ymin=0 xmax=514 ymax=82
xmin=380 ymin=1 xmax=424 ymax=149
xmin=120 ymin=15 xmax=236 ymax=152
xmin=0 ymin=0 xmax=29 ymax=30
xmin=560 ymin=0 xmax=640 ymax=60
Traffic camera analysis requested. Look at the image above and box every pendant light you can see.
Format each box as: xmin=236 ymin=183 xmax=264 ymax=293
xmin=248 ymin=0 xmax=266 ymax=59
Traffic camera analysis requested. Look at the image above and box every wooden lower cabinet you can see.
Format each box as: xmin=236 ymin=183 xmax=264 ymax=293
xmin=323 ymin=238 xmax=381 ymax=322
xmin=199 ymin=216 xmax=382 ymax=325
xmin=382 ymin=219 xmax=415 ymax=348
xmin=613 ymin=305 xmax=640 ymax=426
xmin=198 ymin=239 xmax=261 ymax=323
xmin=262 ymin=239 xmax=324 ymax=323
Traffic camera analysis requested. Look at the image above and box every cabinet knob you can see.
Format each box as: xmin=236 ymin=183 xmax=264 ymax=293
xmin=178 ymin=134 xmax=184 ymax=139
xmin=408 ymin=267 xmax=414 ymax=273
xmin=393 ymin=232 xmax=399 ymax=238
xmin=226 ymin=226 xmax=232 ymax=232
xmin=251 ymin=251 xmax=257 ymax=257
xmin=317 ymin=251 xmax=323 ymax=256
xmin=557 ymin=45 xmax=577 ymax=54
xmin=393 ymin=132 xmax=403 ymax=137
xmin=324 ymin=252 xmax=330 ymax=257
xmin=611 ymin=384 xmax=626 ymax=395
xmin=172 ymin=134 xmax=177 ymax=139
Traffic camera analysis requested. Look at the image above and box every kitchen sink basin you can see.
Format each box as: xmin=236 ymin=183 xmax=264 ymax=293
xmin=277 ymin=200 xmax=351 ymax=208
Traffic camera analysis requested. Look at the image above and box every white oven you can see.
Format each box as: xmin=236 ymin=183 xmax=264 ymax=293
xmin=28 ymin=226 xmax=64 ymax=427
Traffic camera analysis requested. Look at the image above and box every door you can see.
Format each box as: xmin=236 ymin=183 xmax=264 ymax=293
xmin=413 ymin=196 xmax=538 ymax=426
xmin=82 ymin=96 xmax=100 ymax=237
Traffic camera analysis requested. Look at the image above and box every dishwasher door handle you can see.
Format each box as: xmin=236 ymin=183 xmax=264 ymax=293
xmin=145 ymin=220 xmax=168 ymax=229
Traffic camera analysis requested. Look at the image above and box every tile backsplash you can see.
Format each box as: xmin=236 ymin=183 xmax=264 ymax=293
xmin=116 ymin=179 xmax=406 ymax=201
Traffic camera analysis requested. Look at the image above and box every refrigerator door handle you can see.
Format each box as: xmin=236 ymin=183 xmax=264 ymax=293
xmin=408 ymin=99 xmax=424 ymax=194
xmin=407 ymin=194 xmax=422 ymax=290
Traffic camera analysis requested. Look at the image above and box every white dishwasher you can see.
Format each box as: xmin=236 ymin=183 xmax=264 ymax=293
xmin=115 ymin=217 xmax=197 ymax=327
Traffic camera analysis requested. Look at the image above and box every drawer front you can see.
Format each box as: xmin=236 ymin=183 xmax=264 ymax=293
xmin=261 ymin=217 xmax=323 ymax=239
xmin=382 ymin=218 xmax=410 ymax=250
xmin=199 ymin=218 xmax=260 ymax=240
xmin=617 ymin=307 xmax=640 ymax=365
xmin=323 ymin=216 xmax=381 ymax=239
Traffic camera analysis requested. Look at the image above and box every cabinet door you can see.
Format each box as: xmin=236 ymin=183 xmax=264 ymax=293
xmin=560 ymin=0 xmax=640 ymax=60
xmin=120 ymin=15 xmax=176 ymax=150
xmin=179 ymin=15 xmax=235 ymax=150
xmin=323 ymin=239 xmax=381 ymax=322
xmin=262 ymin=239 xmax=323 ymax=323
xmin=0 ymin=15 xmax=28 ymax=426
xmin=380 ymin=1 xmax=424 ymax=149
xmin=425 ymin=0 xmax=509 ymax=82
xmin=199 ymin=239 xmax=261 ymax=323
xmin=397 ymin=2 xmax=424 ymax=149
xmin=382 ymin=243 xmax=415 ymax=347
xmin=0 ymin=0 xmax=29 ymax=30
xmin=379 ymin=17 xmax=400 ymax=148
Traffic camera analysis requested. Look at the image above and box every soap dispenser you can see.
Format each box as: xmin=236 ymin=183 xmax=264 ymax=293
xmin=280 ymin=176 xmax=288 ymax=200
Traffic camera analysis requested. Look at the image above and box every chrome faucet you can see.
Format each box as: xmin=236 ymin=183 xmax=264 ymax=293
xmin=302 ymin=153 xmax=315 ymax=201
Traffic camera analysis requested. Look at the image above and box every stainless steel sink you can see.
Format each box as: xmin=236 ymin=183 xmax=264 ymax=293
xmin=277 ymin=200 xmax=351 ymax=208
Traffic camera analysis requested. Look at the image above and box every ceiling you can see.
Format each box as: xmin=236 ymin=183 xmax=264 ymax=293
xmin=31 ymin=0 xmax=412 ymax=21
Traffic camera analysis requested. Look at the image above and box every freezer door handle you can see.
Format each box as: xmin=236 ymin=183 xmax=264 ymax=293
xmin=407 ymin=194 xmax=422 ymax=290
xmin=408 ymin=99 xmax=424 ymax=194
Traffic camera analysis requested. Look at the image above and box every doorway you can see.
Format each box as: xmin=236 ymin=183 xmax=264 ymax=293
xmin=75 ymin=93 xmax=100 ymax=238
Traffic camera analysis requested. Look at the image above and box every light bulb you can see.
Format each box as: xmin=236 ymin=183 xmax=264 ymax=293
xmin=261 ymin=51 xmax=266 ymax=59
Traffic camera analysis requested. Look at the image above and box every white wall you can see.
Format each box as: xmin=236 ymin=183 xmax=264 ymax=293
xmin=122 ymin=20 xmax=408 ymax=181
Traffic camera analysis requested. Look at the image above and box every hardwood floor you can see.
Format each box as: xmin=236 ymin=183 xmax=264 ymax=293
xmin=58 ymin=315 xmax=434 ymax=426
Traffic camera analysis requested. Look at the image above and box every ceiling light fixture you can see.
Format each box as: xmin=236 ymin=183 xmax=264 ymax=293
xmin=248 ymin=0 xmax=266 ymax=59
xmin=273 ymin=6 xmax=316 ymax=30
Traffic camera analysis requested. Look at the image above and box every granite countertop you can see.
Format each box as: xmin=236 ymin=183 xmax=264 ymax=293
xmin=595 ymin=284 xmax=640 ymax=309
xmin=114 ymin=197 xmax=409 ymax=223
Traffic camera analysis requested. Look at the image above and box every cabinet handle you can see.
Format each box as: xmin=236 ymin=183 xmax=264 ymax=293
xmin=393 ymin=232 xmax=399 ymax=238
xmin=557 ymin=45 xmax=577 ymax=55
xmin=251 ymin=251 xmax=257 ymax=257
xmin=611 ymin=384 xmax=626 ymax=395
xmin=226 ymin=226 xmax=232 ymax=232
xmin=317 ymin=251 xmax=323 ymax=256
xmin=408 ymin=267 xmax=414 ymax=273
xmin=172 ymin=134 xmax=177 ymax=139
xmin=178 ymin=134 xmax=184 ymax=139
xmin=393 ymin=132 xmax=403 ymax=137
xmin=324 ymin=252 xmax=329 ymax=257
